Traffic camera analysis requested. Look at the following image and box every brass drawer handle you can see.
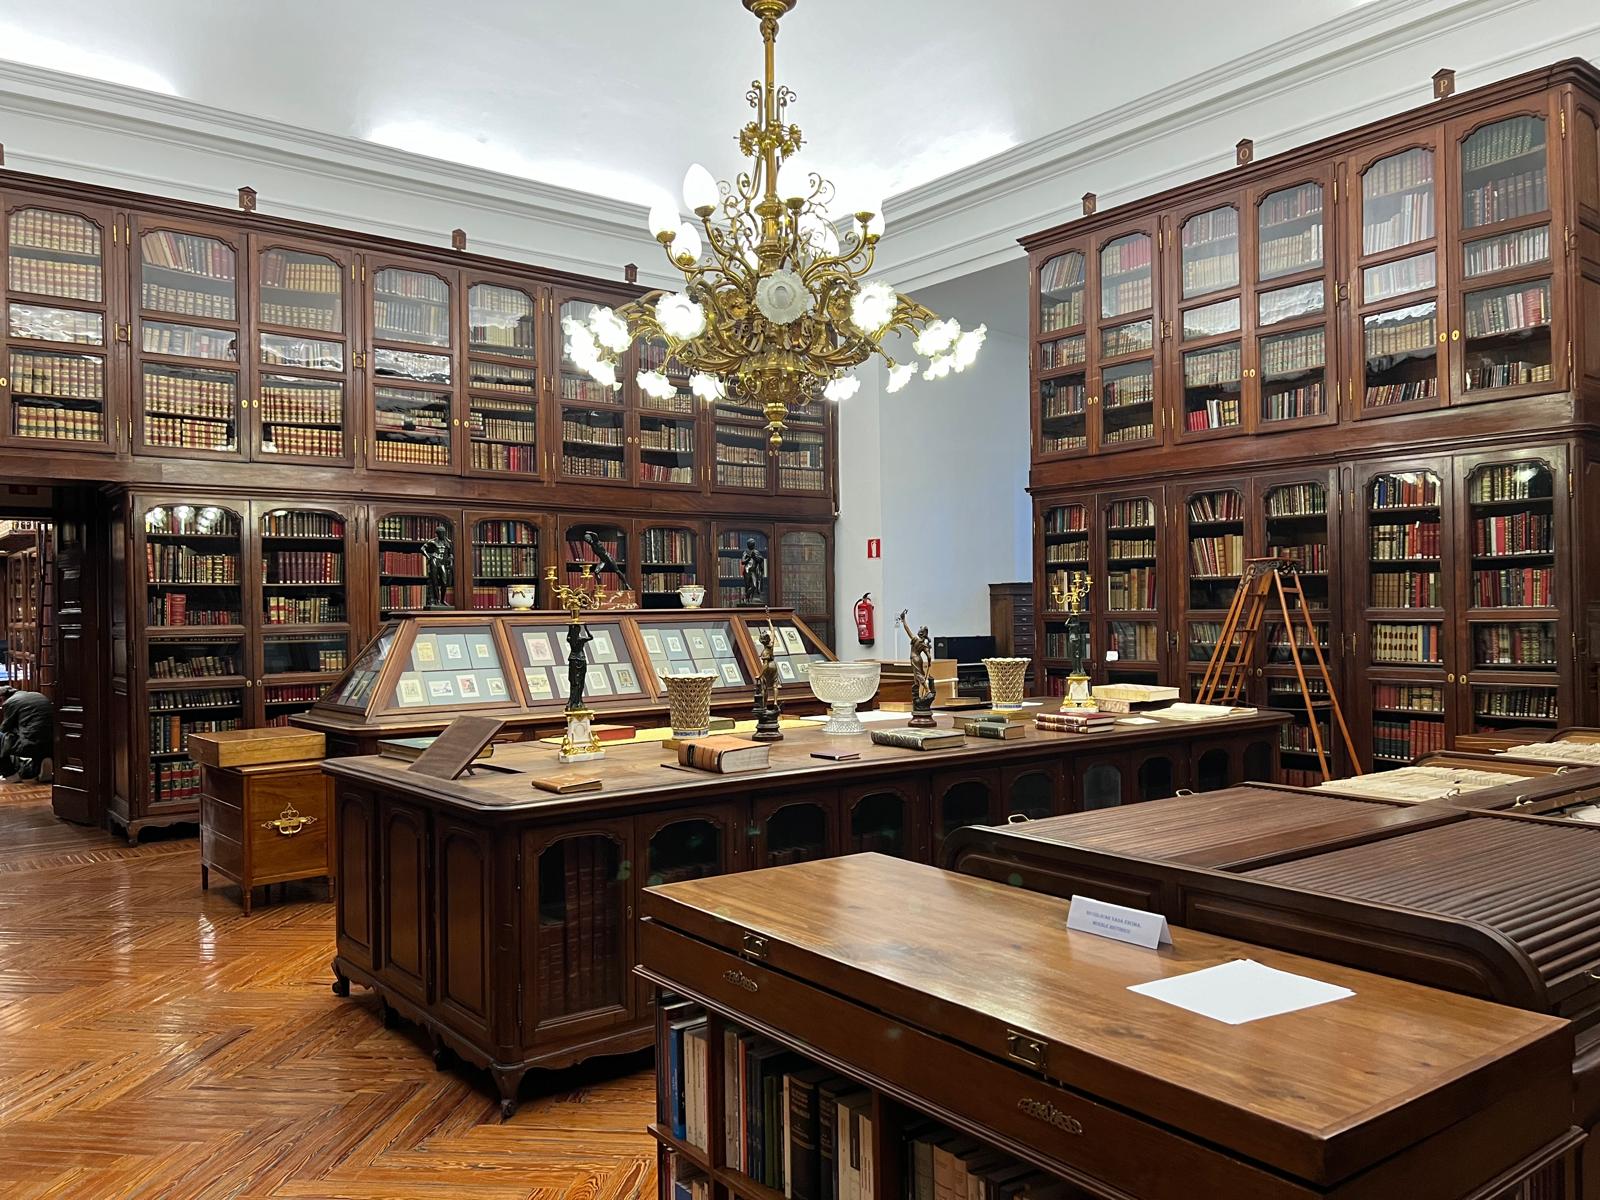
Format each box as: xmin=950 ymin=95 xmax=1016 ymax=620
xmin=1006 ymin=1028 xmax=1048 ymax=1071
xmin=263 ymin=804 xmax=316 ymax=836
xmin=741 ymin=931 xmax=769 ymax=961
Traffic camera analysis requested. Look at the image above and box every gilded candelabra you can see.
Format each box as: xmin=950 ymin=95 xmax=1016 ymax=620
xmin=559 ymin=0 xmax=986 ymax=449
xmin=545 ymin=566 xmax=607 ymax=761
xmin=1057 ymin=575 xmax=1096 ymax=710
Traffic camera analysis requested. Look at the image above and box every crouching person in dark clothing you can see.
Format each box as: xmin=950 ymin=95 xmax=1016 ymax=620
xmin=0 ymin=685 xmax=53 ymax=783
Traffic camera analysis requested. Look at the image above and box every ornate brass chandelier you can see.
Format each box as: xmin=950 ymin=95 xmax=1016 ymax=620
xmin=561 ymin=0 xmax=986 ymax=448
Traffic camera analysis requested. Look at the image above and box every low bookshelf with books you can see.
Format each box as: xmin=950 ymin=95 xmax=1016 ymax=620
xmin=639 ymin=853 xmax=1580 ymax=1200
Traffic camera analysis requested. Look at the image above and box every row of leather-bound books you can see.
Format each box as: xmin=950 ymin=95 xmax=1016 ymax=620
xmin=662 ymin=1004 xmax=1084 ymax=1200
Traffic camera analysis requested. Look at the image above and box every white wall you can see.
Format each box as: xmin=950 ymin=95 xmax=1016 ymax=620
xmin=833 ymin=261 xmax=1033 ymax=661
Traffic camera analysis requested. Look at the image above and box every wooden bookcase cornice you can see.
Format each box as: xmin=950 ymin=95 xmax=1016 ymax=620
xmin=0 ymin=165 xmax=645 ymax=296
xmin=1020 ymin=57 xmax=1600 ymax=252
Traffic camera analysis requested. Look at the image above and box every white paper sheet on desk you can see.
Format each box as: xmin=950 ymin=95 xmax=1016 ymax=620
xmin=1128 ymin=959 xmax=1354 ymax=1025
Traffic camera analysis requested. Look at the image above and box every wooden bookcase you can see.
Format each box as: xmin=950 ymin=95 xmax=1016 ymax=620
xmin=112 ymin=500 xmax=837 ymax=840
xmin=0 ymin=163 xmax=840 ymax=838
xmin=0 ymin=522 xmax=46 ymax=692
xmin=1025 ymin=59 xmax=1600 ymax=775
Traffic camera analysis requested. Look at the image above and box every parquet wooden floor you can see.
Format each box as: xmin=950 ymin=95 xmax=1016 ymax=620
xmin=0 ymin=782 xmax=659 ymax=1200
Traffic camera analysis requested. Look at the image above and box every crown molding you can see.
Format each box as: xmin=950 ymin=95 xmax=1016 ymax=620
xmin=1 ymin=4 xmax=1594 ymax=299
xmin=875 ymin=0 xmax=1598 ymax=291
xmin=0 ymin=59 xmax=681 ymax=288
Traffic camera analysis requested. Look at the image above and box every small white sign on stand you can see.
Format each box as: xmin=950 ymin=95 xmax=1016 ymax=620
xmin=1066 ymin=894 xmax=1172 ymax=950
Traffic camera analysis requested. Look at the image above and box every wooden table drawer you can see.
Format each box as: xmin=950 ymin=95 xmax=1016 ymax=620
xmin=641 ymin=919 xmax=1290 ymax=1200
xmin=247 ymin=771 xmax=331 ymax=884
xmin=637 ymin=919 xmax=1567 ymax=1200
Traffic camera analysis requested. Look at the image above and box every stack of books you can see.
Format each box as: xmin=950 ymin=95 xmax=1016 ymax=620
xmin=1035 ymin=710 xmax=1115 ymax=734
xmin=961 ymin=715 xmax=1025 ymax=741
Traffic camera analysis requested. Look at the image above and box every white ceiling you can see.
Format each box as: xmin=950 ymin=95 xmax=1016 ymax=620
xmin=0 ymin=0 xmax=1370 ymax=214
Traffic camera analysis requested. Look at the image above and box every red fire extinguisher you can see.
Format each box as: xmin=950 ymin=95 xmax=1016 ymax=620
xmin=854 ymin=593 xmax=876 ymax=646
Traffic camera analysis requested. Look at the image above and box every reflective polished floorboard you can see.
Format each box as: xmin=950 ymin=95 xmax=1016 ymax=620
xmin=0 ymin=782 xmax=658 ymax=1199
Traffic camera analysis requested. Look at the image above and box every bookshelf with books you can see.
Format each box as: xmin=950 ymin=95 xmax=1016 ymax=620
xmin=376 ymin=508 xmax=457 ymax=619
xmin=1251 ymin=167 xmax=1337 ymax=432
xmin=253 ymin=237 xmax=354 ymax=465
xmin=468 ymin=514 xmax=544 ymax=611
xmin=557 ymin=290 xmax=632 ymax=485
xmin=1172 ymin=196 xmax=1246 ymax=442
xmin=775 ymin=417 xmax=828 ymax=496
xmin=1024 ymin=66 xmax=1598 ymax=466
xmin=1259 ymin=474 xmax=1342 ymax=768
xmin=256 ymin=503 xmax=353 ymax=724
xmin=564 ymin=520 xmax=631 ymax=594
xmin=3 ymin=195 xmax=117 ymax=451
xmin=712 ymin=419 xmax=772 ymax=493
xmin=1178 ymin=484 xmax=1248 ymax=698
xmin=1357 ymin=462 xmax=1454 ymax=771
xmin=368 ymin=259 xmax=458 ymax=473
xmin=138 ymin=500 xmax=247 ymax=824
xmin=636 ymin=337 xmax=704 ymax=490
xmin=1093 ymin=222 xmax=1161 ymax=453
xmin=466 ymin=276 xmax=541 ymax=478
xmin=776 ymin=526 xmax=833 ymax=649
xmin=525 ymin=824 xmax=635 ymax=1042
xmin=638 ymin=522 xmax=704 ymax=606
xmin=1034 ymin=247 xmax=1090 ymax=459
xmin=1039 ymin=501 xmax=1090 ymax=677
xmin=1462 ymin=452 xmax=1566 ymax=735
xmin=1099 ymin=490 xmax=1165 ymax=685
xmin=1448 ymin=99 xmax=1561 ymax=405
xmin=1345 ymin=133 xmax=1449 ymax=419
xmin=132 ymin=216 xmax=244 ymax=459
xmin=714 ymin=525 xmax=772 ymax=609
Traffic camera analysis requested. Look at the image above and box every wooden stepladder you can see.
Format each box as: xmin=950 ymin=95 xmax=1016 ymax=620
xmin=1196 ymin=557 xmax=1360 ymax=781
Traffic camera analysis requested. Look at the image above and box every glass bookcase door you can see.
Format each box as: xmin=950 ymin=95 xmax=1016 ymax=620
xmin=636 ymin=336 xmax=703 ymax=490
xmin=1261 ymin=476 xmax=1335 ymax=724
xmin=1348 ymin=137 xmax=1445 ymax=418
xmin=1093 ymin=226 xmax=1159 ymax=452
xmin=1036 ymin=249 xmax=1089 ymax=459
xmin=557 ymin=294 xmax=631 ymax=485
xmin=3 ymin=198 xmax=115 ymax=451
xmin=1175 ymin=201 xmax=1247 ymax=442
xmin=470 ymin=516 xmax=541 ymax=611
xmin=777 ymin=528 xmax=832 ymax=647
xmin=132 ymin=218 xmax=244 ymax=459
xmin=466 ymin=279 xmax=540 ymax=478
xmin=1181 ymin=486 xmax=1248 ymax=697
xmin=713 ymin=418 xmax=771 ymax=492
xmin=777 ymin=412 xmax=828 ymax=496
xmin=256 ymin=505 xmax=351 ymax=726
xmin=1448 ymin=105 xmax=1562 ymax=405
xmin=369 ymin=263 xmax=457 ymax=472
xmin=375 ymin=510 xmax=457 ymax=619
xmin=253 ymin=240 xmax=353 ymax=464
xmin=1100 ymin=493 xmax=1163 ymax=684
xmin=637 ymin=523 xmax=701 ymax=607
xmin=1359 ymin=462 xmax=1455 ymax=769
xmin=1250 ymin=173 xmax=1335 ymax=430
xmin=142 ymin=501 xmax=247 ymax=809
xmin=715 ymin=525 xmax=772 ymax=609
xmin=528 ymin=829 xmax=632 ymax=1035
xmin=1462 ymin=454 xmax=1563 ymax=736
xmin=1041 ymin=501 xmax=1091 ymax=675
xmin=563 ymin=521 xmax=630 ymax=594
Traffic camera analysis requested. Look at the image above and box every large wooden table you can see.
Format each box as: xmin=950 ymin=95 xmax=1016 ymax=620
xmin=638 ymin=853 xmax=1581 ymax=1199
xmin=321 ymin=709 xmax=1286 ymax=1112
xmin=945 ymin=782 xmax=1600 ymax=1197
